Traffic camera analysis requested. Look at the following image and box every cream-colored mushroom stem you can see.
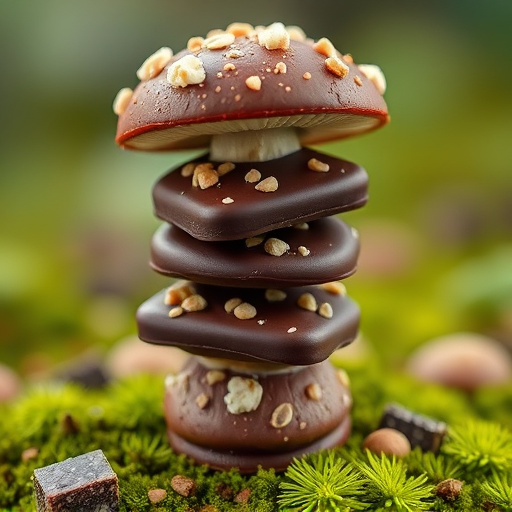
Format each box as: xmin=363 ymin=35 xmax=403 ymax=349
xmin=210 ymin=127 xmax=301 ymax=162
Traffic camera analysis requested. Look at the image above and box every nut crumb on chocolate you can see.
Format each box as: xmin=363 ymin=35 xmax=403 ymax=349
xmin=165 ymin=280 xmax=196 ymax=306
xmin=203 ymin=32 xmax=235 ymax=50
xmin=245 ymin=168 xmax=261 ymax=183
xmin=181 ymin=162 xmax=196 ymax=177
xmin=206 ymin=370 xmax=226 ymax=385
xmin=325 ymin=55 xmax=349 ymax=78
xmin=264 ymin=237 xmax=290 ymax=256
xmin=221 ymin=197 xmax=234 ymax=204
xmin=167 ymin=54 xmax=206 ymax=88
xmin=306 ymin=382 xmax=323 ymax=401
xmin=245 ymin=75 xmax=262 ymax=91
xmin=187 ymin=36 xmax=204 ymax=53
xmin=181 ymin=294 xmax=208 ymax=312
xmin=245 ymin=235 xmax=264 ymax=247
xmin=233 ymin=302 xmax=257 ymax=319
xmin=313 ymin=37 xmax=336 ymax=57
xmin=298 ymin=245 xmax=310 ymax=256
xmin=303 ymin=72 xmax=312 ymax=80
xmin=270 ymin=402 xmax=294 ymax=428
xmin=225 ymin=297 xmax=243 ymax=313
xmin=224 ymin=376 xmax=263 ymax=414
xmin=113 ymin=87 xmax=133 ymax=116
xmin=258 ymin=22 xmax=290 ymax=51
xmin=354 ymin=75 xmax=363 ymax=86
xmin=274 ymin=62 xmax=287 ymax=74
xmin=136 ymin=46 xmax=173 ymax=81
xmin=320 ymin=281 xmax=347 ymax=295
xmin=287 ymin=327 xmax=297 ymax=333
xmin=265 ymin=289 xmax=287 ymax=301
xmin=308 ymin=158 xmax=330 ymax=172
xmin=169 ymin=306 xmax=184 ymax=318
xmin=318 ymin=302 xmax=334 ymax=318
xmin=255 ymin=176 xmax=278 ymax=192
xmin=297 ymin=292 xmax=318 ymax=312
xmin=195 ymin=393 xmax=210 ymax=409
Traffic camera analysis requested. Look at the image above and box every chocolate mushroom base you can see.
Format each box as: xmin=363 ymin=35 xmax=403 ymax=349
xmin=164 ymin=356 xmax=352 ymax=473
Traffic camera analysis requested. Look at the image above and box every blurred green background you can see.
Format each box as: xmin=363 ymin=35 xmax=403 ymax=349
xmin=1 ymin=0 xmax=511 ymax=376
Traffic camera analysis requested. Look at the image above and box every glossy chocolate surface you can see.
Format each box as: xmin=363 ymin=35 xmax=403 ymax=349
xmin=137 ymin=283 xmax=359 ymax=365
xmin=150 ymin=217 xmax=359 ymax=287
xmin=152 ymin=148 xmax=368 ymax=241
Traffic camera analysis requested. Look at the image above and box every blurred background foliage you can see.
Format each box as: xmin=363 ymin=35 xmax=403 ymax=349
xmin=1 ymin=0 xmax=511 ymax=375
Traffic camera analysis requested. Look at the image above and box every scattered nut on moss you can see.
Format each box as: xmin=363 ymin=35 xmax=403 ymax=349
xmin=362 ymin=428 xmax=411 ymax=457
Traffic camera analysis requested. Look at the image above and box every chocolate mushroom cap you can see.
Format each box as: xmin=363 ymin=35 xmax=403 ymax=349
xmin=115 ymin=37 xmax=389 ymax=151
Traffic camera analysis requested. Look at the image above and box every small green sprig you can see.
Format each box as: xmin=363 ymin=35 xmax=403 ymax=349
xmin=480 ymin=470 xmax=512 ymax=511
xmin=441 ymin=420 xmax=512 ymax=476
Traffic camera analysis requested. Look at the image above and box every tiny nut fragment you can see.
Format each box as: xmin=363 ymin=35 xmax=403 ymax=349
xmin=255 ymin=176 xmax=278 ymax=192
xmin=245 ymin=168 xmax=262 ymax=183
xmin=226 ymin=22 xmax=254 ymax=37
xmin=167 ymin=54 xmax=206 ymax=88
xmin=305 ymin=382 xmax=323 ymax=401
xmin=325 ymin=55 xmax=349 ymax=78
xmin=181 ymin=162 xmax=196 ymax=177
xmin=320 ymin=281 xmax=347 ymax=295
xmin=264 ymin=238 xmax=290 ymax=256
xmin=245 ymin=75 xmax=262 ymax=91
xmin=358 ymin=64 xmax=387 ymax=94
xmin=165 ymin=280 xmax=196 ymax=306
xmin=270 ymin=402 xmax=294 ymax=428
xmin=187 ymin=36 xmax=204 ymax=53
xmin=308 ymin=158 xmax=330 ymax=172
xmin=136 ymin=47 xmax=173 ymax=81
xmin=297 ymin=293 xmax=318 ymax=312
xmin=318 ymin=302 xmax=333 ymax=319
xmin=313 ymin=37 xmax=337 ymax=57
xmin=206 ymin=370 xmax=226 ymax=386
xmin=224 ymin=376 xmax=263 ymax=414
xmin=217 ymin=162 xmax=236 ymax=175
xmin=195 ymin=393 xmax=210 ymax=409
xmin=203 ymin=32 xmax=236 ymax=50
xmin=233 ymin=302 xmax=257 ymax=320
xmin=169 ymin=306 xmax=184 ymax=318
xmin=245 ymin=236 xmax=265 ymax=248
xmin=225 ymin=297 xmax=243 ymax=313
xmin=181 ymin=294 xmax=208 ymax=312
xmin=113 ymin=87 xmax=133 ymax=116
xmin=258 ymin=22 xmax=290 ymax=51
xmin=298 ymin=246 xmax=310 ymax=256
xmin=265 ymin=289 xmax=287 ymax=302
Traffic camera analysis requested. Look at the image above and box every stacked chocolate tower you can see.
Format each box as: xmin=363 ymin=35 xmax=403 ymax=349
xmin=114 ymin=22 xmax=388 ymax=473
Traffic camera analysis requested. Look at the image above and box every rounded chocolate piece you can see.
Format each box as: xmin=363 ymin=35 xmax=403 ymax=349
xmin=137 ymin=282 xmax=359 ymax=365
xmin=115 ymin=35 xmax=388 ymax=151
xmin=164 ymin=357 xmax=352 ymax=472
xmin=150 ymin=217 xmax=359 ymax=288
xmin=152 ymin=148 xmax=368 ymax=241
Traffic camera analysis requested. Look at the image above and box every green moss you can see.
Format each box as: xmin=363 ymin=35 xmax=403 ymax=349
xmin=1 ymin=366 xmax=512 ymax=511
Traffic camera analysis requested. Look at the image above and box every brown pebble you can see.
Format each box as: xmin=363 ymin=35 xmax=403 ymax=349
xmin=216 ymin=483 xmax=234 ymax=500
xmin=148 ymin=488 xmax=167 ymax=504
xmin=21 ymin=447 xmax=39 ymax=462
xmin=363 ymin=428 xmax=411 ymax=457
xmin=436 ymin=479 xmax=463 ymax=502
xmin=0 ymin=363 xmax=22 ymax=402
xmin=171 ymin=475 xmax=197 ymax=497
xmin=234 ymin=488 xmax=251 ymax=504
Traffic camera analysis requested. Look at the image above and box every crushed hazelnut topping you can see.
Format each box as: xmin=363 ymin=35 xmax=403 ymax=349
xmin=336 ymin=369 xmax=351 ymax=388
xmin=294 ymin=222 xmax=309 ymax=230
xmin=325 ymin=56 xmax=349 ymax=78
xmin=287 ymin=327 xmax=297 ymax=333
xmin=298 ymin=246 xmax=310 ymax=256
xmin=258 ymin=22 xmax=290 ymax=51
xmin=165 ymin=280 xmax=196 ymax=306
xmin=197 ymin=167 xmax=219 ymax=189
xmin=274 ymin=62 xmax=287 ymax=74
xmin=215 ymin=85 xmax=222 ymax=93
xmin=113 ymin=87 xmax=133 ymax=115
xmin=270 ymin=402 xmax=294 ymax=428
xmin=187 ymin=36 xmax=204 ymax=53
xmin=181 ymin=162 xmax=196 ymax=177
xmin=245 ymin=236 xmax=265 ymax=248
xmin=265 ymin=289 xmax=287 ymax=302
xmin=192 ymin=163 xmax=214 ymax=187
xmin=303 ymin=72 xmax=312 ymax=80
xmin=299 ymin=421 xmax=307 ymax=430
xmin=320 ymin=281 xmax=346 ymax=295
xmin=216 ymin=71 xmax=223 ymax=78
xmin=313 ymin=37 xmax=336 ymax=57
xmin=181 ymin=294 xmax=208 ymax=312
xmin=354 ymin=75 xmax=363 ymax=86
xmin=225 ymin=49 xmax=245 ymax=58
xmin=206 ymin=370 xmax=226 ymax=386
xmin=195 ymin=393 xmax=209 ymax=409
xmin=245 ymin=168 xmax=262 ymax=183
xmin=206 ymin=28 xmax=224 ymax=38
xmin=257 ymin=319 xmax=266 ymax=325
xmin=226 ymin=22 xmax=254 ymax=37
xmin=222 ymin=197 xmax=234 ymax=204
xmin=297 ymin=293 xmax=318 ymax=312
xmin=136 ymin=47 xmax=173 ymax=81
xmin=224 ymin=377 xmax=263 ymax=414
xmin=234 ymin=94 xmax=242 ymax=102
xmin=318 ymin=302 xmax=334 ymax=319
xmin=344 ymin=53 xmax=354 ymax=63
xmin=306 ymin=382 xmax=323 ymax=401
xmin=217 ymin=162 xmax=236 ymax=175
xmin=167 ymin=54 xmax=206 ymax=87
xmin=286 ymin=25 xmax=307 ymax=42
xmin=308 ymin=158 xmax=330 ymax=172
xmin=285 ymin=86 xmax=291 ymax=92
xmin=264 ymin=238 xmax=290 ymax=257
xmin=225 ymin=297 xmax=243 ymax=313
xmin=223 ymin=62 xmax=236 ymax=71
xmin=234 ymin=302 xmax=257 ymax=320
xmin=255 ymin=176 xmax=278 ymax=192
xmin=165 ymin=372 xmax=189 ymax=391
xmin=358 ymin=64 xmax=387 ymax=94
xmin=168 ymin=307 xmax=184 ymax=318
xmin=245 ymin=75 xmax=262 ymax=91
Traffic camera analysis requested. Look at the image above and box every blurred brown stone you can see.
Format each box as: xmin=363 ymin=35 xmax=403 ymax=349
xmin=0 ymin=363 xmax=22 ymax=402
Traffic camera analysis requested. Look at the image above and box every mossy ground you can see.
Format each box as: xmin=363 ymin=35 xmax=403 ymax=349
xmin=1 ymin=360 xmax=511 ymax=512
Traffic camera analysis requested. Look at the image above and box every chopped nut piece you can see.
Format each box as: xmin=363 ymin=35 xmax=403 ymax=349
xmin=302 ymin=72 xmax=312 ymax=80
xmin=293 ymin=222 xmax=309 ymax=230
xmin=215 ymin=85 xmax=222 ymax=93
xmin=313 ymin=37 xmax=336 ymax=57
xmin=325 ymin=55 xmax=349 ymax=78
xmin=206 ymin=370 xmax=226 ymax=385
xmin=187 ymin=36 xmax=204 ymax=53
xmin=308 ymin=158 xmax=330 ymax=172
xmin=297 ymin=292 xmax=318 ymax=312
xmin=171 ymin=475 xmax=197 ymax=497
xmin=298 ymin=246 xmax=310 ymax=256
xmin=224 ymin=376 xmax=263 ymax=414
xmin=305 ymin=382 xmax=323 ymax=401
xmin=234 ymin=94 xmax=242 ymax=102
xmin=222 ymin=197 xmax=234 ymax=204
xmin=318 ymin=302 xmax=334 ymax=319
xmin=217 ymin=161 xmax=235 ymax=175
xmin=136 ymin=47 xmax=173 ymax=81
xmin=274 ymin=62 xmax=287 ymax=74
xmin=354 ymin=75 xmax=363 ymax=86
xmin=245 ymin=168 xmax=262 ymax=183
xmin=216 ymin=71 xmax=223 ymax=78
xmin=285 ymin=86 xmax=291 ymax=92
xmin=258 ymin=22 xmax=290 ymax=51
xmin=287 ymin=327 xmax=297 ymax=333
xmin=336 ymin=368 xmax=351 ymax=388
xmin=197 ymin=167 xmax=219 ymax=189
xmin=265 ymin=289 xmax=287 ymax=302
xmin=203 ymin=32 xmax=236 ymax=50
xmin=264 ymin=237 xmax=290 ymax=256
xmin=286 ymin=25 xmax=307 ymax=41
xmin=358 ymin=64 xmax=386 ymax=94
xmin=192 ymin=163 xmax=215 ymax=187
xmin=165 ymin=280 xmax=196 ymax=305
xmin=257 ymin=319 xmax=266 ymax=325
xmin=225 ymin=297 xmax=243 ymax=313
xmin=181 ymin=162 xmax=196 ymax=177
xmin=148 ymin=488 xmax=167 ymax=504
xmin=195 ymin=393 xmax=210 ymax=409
xmin=181 ymin=294 xmax=208 ymax=312
xmin=167 ymin=54 xmax=206 ymax=88
xmin=165 ymin=372 xmax=189 ymax=391
xmin=169 ymin=307 xmax=184 ymax=318
xmin=299 ymin=421 xmax=307 ymax=430
xmin=245 ymin=236 xmax=265 ymax=248
xmin=344 ymin=53 xmax=354 ymax=63
xmin=225 ymin=49 xmax=245 ymax=59
xmin=226 ymin=22 xmax=254 ymax=37
xmin=233 ymin=302 xmax=257 ymax=319
xmin=223 ymin=62 xmax=236 ymax=71
xmin=245 ymin=75 xmax=262 ymax=91
xmin=320 ymin=281 xmax=347 ymax=295
xmin=113 ymin=87 xmax=133 ymax=116
xmin=270 ymin=402 xmax=294 ymax=428
xmin=255 ymin=176 xmax=278 ymax=192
